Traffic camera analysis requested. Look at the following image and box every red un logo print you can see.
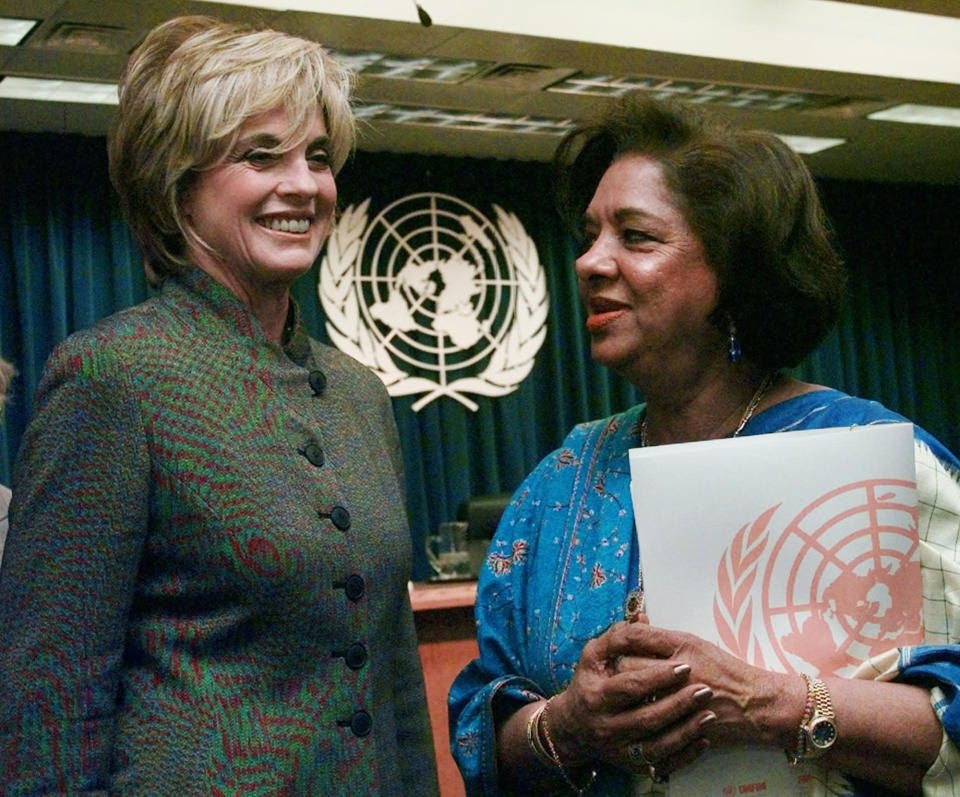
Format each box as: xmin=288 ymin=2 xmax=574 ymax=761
xmin=713 ymin=479 xmax=923 ymax=677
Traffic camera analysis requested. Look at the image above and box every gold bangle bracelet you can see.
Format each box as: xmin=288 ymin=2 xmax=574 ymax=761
xmin=540 ymin=697 xmax=597 ymax=795
xmin=525 ymin=701 xmax=555 ymax=768
xmin=787 ymin=673 xmax=816 ymax=767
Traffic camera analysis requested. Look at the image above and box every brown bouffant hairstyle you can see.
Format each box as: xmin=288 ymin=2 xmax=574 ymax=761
xmin=554 ymin=92 xmax=846 ymax=370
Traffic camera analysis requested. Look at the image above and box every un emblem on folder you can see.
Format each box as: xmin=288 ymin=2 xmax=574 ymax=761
xmin=318 ymin=192 xmax=548 ymax=411
xmin=713 ymin=478 xmax=923 ymax=678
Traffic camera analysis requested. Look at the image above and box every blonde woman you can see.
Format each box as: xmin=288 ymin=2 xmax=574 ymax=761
xmin=0 ymin=17 xmax=437 ymax=795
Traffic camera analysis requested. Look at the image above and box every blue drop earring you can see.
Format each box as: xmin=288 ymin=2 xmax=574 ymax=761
xmin=728 ymin=323 xmax=742 ymax=364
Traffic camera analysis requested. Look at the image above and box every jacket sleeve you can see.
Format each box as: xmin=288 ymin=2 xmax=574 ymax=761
xmin=0 ymin=336 xmax=150 ymax=794
xmin=393 ymin=585 xmax=442 ymax=795
xmin=364 ymin=379 xmax=440 ymax=795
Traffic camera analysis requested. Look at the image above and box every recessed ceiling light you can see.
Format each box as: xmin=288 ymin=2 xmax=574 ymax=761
xmin=329 ymin=50 xmax=385 ymax=73
xmin=355 ymin=101 xmax=573 ymax=135
xmin=548 ymin=73 xmax=848 ymax=113
xmin=0 ymin=16 xmax=37 ymax=46
xmin=0 ymin=76 xmax=118 ymax=104
xmin=352 ymin=97 xmax=846 ymax=148
xmin=867 ymin=103 xmax=960 ymax=128
xmin=774 ymin=134 xmax=846 ymax=155
xmin=330 ymin=50 xmax=491 ymax=84
xmin=43 ymin=22 xmax=131 ymax=54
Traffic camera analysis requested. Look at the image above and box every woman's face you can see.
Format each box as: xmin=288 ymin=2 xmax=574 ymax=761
xmin=182 ymin=105 xmax=336 ymax=297
xmin=576 ymin=153 xmax=721 ymax=386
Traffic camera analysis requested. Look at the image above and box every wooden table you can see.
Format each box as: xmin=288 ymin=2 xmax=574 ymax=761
xmin=410 ymin=580 xmax=479 ymax=797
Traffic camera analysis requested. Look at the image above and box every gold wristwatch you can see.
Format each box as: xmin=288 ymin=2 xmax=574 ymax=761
xmin=789 ymin=674 xmax=838 ymax=765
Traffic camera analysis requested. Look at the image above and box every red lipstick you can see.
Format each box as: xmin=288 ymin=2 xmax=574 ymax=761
xmin=585 ymin=309 xmax=626 ymax=332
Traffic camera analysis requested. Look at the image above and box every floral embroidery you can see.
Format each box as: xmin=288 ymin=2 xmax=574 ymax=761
xmin=555 ymin=449 xmax=577 ymax=469
xmin=456 ymin=730 xmax=479 ymax=755
xmin=594 ymin=472 xmax=607 ymax=495
xmin=511 ymin=539 xmax=528 ymax=564
xmin=488 ymin=553 xmax=512 ymax=576
xmin=487 ymin=539 xmax=528 ymax=576
xmin=591 ymin=562 xmax=606 ymax=588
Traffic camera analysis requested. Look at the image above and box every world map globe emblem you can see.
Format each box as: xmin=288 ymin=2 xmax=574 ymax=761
xmin=758 ymin=479 xmax=923 ymax=678
xmin=319 ymin=193 xmax=548 ymax=411
xmin=363 ymin=193 xmax=514 ymax=369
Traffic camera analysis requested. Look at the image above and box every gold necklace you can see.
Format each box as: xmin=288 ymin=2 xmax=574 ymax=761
xmin=640 ymin=372 xmax=778 ymax=447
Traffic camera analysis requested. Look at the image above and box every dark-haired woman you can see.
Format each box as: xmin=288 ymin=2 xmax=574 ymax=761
xmin=450 ymin=93 xmax=960 ymax=795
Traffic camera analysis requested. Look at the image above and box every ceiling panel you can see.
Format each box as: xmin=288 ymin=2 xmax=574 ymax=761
xmin=1 ymin=0 xmax=959 ymax=184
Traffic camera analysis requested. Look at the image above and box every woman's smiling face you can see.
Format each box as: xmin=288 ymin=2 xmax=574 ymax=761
xmin=182 ymin=105 xmax=336 ymax=297
xmin=575 ymin=153 xmax=721 ymax=387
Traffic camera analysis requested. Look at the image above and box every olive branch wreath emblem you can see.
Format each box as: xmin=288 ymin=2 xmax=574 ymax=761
xmin=318 ymin=196 xmax=548 ymax=411
xmin=713 ymin=505 xmax=777 ymax=668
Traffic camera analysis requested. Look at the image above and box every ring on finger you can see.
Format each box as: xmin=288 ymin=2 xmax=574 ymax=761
xmin=627 ymin=741 xmax=654 ymax=768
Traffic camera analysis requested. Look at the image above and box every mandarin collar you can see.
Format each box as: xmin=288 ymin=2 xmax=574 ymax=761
xmin=168 ymin=268 xmax=311 ymax=366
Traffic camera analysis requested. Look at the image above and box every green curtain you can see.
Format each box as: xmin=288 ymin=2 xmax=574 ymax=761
xmin=0 ymin=133 xmax=151 ymax=515
xmin=1 ymin=132 xmax=957 ymax=580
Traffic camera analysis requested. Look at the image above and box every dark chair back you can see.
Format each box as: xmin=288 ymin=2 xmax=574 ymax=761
xmin=457 ymin=492 xmax=512 ymax=540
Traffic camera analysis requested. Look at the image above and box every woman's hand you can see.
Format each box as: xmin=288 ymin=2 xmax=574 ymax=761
xmin=609 ymin=622 xmax=942 ymax=794
xmin=617 ymin=621 xmax=800 ymax=747
xmin=544 ymin=620 xmax=717 ymax=778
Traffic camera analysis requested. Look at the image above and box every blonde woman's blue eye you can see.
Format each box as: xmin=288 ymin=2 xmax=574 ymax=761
xmin=243 ymin=150 xmax=278 ymax=165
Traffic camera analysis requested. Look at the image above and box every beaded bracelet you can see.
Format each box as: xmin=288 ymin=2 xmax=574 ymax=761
xmin=787 ymin=673 xmax=816 ymax=767
xmin=539 ymin=697 xmax=597 ymax=795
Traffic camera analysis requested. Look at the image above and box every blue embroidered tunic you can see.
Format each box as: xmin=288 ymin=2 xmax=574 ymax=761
xmin=449 ymin=391 xmax=960 ymax=795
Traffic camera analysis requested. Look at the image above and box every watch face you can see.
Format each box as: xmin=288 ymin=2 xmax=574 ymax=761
xmin=809 ymin=717 xmax=838 ymax=749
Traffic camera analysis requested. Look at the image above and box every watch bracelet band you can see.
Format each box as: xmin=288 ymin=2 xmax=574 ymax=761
xmin=810 ymin=676 xmax=835 ymax=721
xmin=787 ymin=673 xmax=837 ymax=767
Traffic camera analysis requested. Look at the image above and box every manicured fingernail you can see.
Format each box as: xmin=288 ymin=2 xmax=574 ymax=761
xmin=673 ymin=663 xmax=691 ymax=676
xmin=699 ymin=711 xmax=717 ymax=727
xmin=694 ymin=686 xmax=713 ymax=699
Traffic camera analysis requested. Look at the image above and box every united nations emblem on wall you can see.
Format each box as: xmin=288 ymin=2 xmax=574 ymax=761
xmin=318 ymin=193 xmax=548 ymax=411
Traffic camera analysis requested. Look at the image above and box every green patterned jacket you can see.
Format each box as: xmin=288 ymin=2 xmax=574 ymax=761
xmin=0 ymin=269 xmax=438 ymax=796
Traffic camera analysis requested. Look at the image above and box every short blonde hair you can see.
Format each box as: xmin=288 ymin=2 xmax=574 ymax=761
xmin=0 ymin=357 xmax=15 ymax=416
xmin=109 ymin=16 xmax=355 ymax=281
